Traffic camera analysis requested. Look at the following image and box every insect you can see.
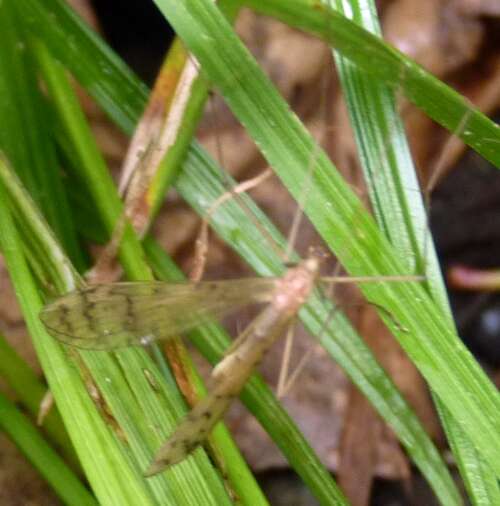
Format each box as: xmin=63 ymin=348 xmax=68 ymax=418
xmin=37 ymin=44 xmax=422 ymax=477
xmin=40 ymin=250 xmax=323 ymax=470
xmin=40 ymin=252 xmax=419 ymax=474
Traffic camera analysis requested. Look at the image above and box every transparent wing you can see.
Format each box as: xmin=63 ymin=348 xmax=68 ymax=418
xmin=40 ymin=279 xmax=276 ymax=350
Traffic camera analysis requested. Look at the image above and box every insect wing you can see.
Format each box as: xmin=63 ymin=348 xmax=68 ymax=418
xmin=40 ymin=279 xmax=275 ymax=350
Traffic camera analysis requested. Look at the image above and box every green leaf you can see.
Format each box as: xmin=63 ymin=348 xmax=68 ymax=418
xmin=151 ymin=0 xmax=500 ymax=479
xmin=0 ymin=390 xmax=97 ymax=506
xmin=329 ymin=0 xmax=496 ymax=503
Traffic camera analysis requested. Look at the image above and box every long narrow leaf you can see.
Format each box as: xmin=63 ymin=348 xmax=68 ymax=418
xmin=152 ymin=0 xmax=500 ymax=477
xmin=17 ymin=0 xmax=482 ymax=500
xmin=330 ymin=0 xmax=497 ymax=503
xmin=0 ymin=391 xmax=97 ymax=506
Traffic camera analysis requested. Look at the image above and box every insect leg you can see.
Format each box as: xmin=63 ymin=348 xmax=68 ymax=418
xmin=146 ymin=304 xmax=293 ymax=475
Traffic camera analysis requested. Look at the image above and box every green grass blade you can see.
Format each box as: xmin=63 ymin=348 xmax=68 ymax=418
xmin=329 ymin=0 xmax=497 ymax=502
xmin=175 ymin=145 xmax=461 ymax=505
xmin=0 ymin=333 xmax=78 ymax=469
xmin=437 ymin=402 xmax=500 ymax=506
xmin=15 ymin=0 xmax=496 ymax=500
xmin=0 ymin=142 xmax=234 ymax=506
xmin=0 ymin=2 xmax=84 ymax=271
xmin=18 ymin=0 xmax=480 ymax=496
xmin=31 ymin=34 xmax=151 ymax=282
xmin=0 ymin=92 xmax=235 ymax=506
xmin=244 ymin=0 xmax=500 ymax=168
xmin=0 ymin=391 xmax=97 ymax=506
xmin=17 ymin=0 xmax=148 ymax=133
xmin=0 ymin=154 xmax=80 ymax=294
xmin=152 ymin=0 xmax=500 ymax=477
xmin=0 ymin=171 xmax=158 ymax=505
xmin=2 ymin=4 xmax=239 ymax=504
xmin=144 ymin=238 xmax=349 ymax=506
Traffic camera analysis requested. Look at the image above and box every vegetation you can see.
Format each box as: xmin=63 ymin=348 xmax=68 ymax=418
xmin=0 ymin=0 xmax=499 ymax=504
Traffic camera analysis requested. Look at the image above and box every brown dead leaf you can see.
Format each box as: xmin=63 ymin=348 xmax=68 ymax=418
xmin=338 ymin=383 xmax=381 ymax=506
xmin=384 ymin=0 xmax=483 ymax=76
xmin=338 ymin=302 xmax=433 ymax=505
xmin=454 ymin=0 xmax=500 ymax=16
xmin=382 ymin=0 xmax=500 ymax=186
